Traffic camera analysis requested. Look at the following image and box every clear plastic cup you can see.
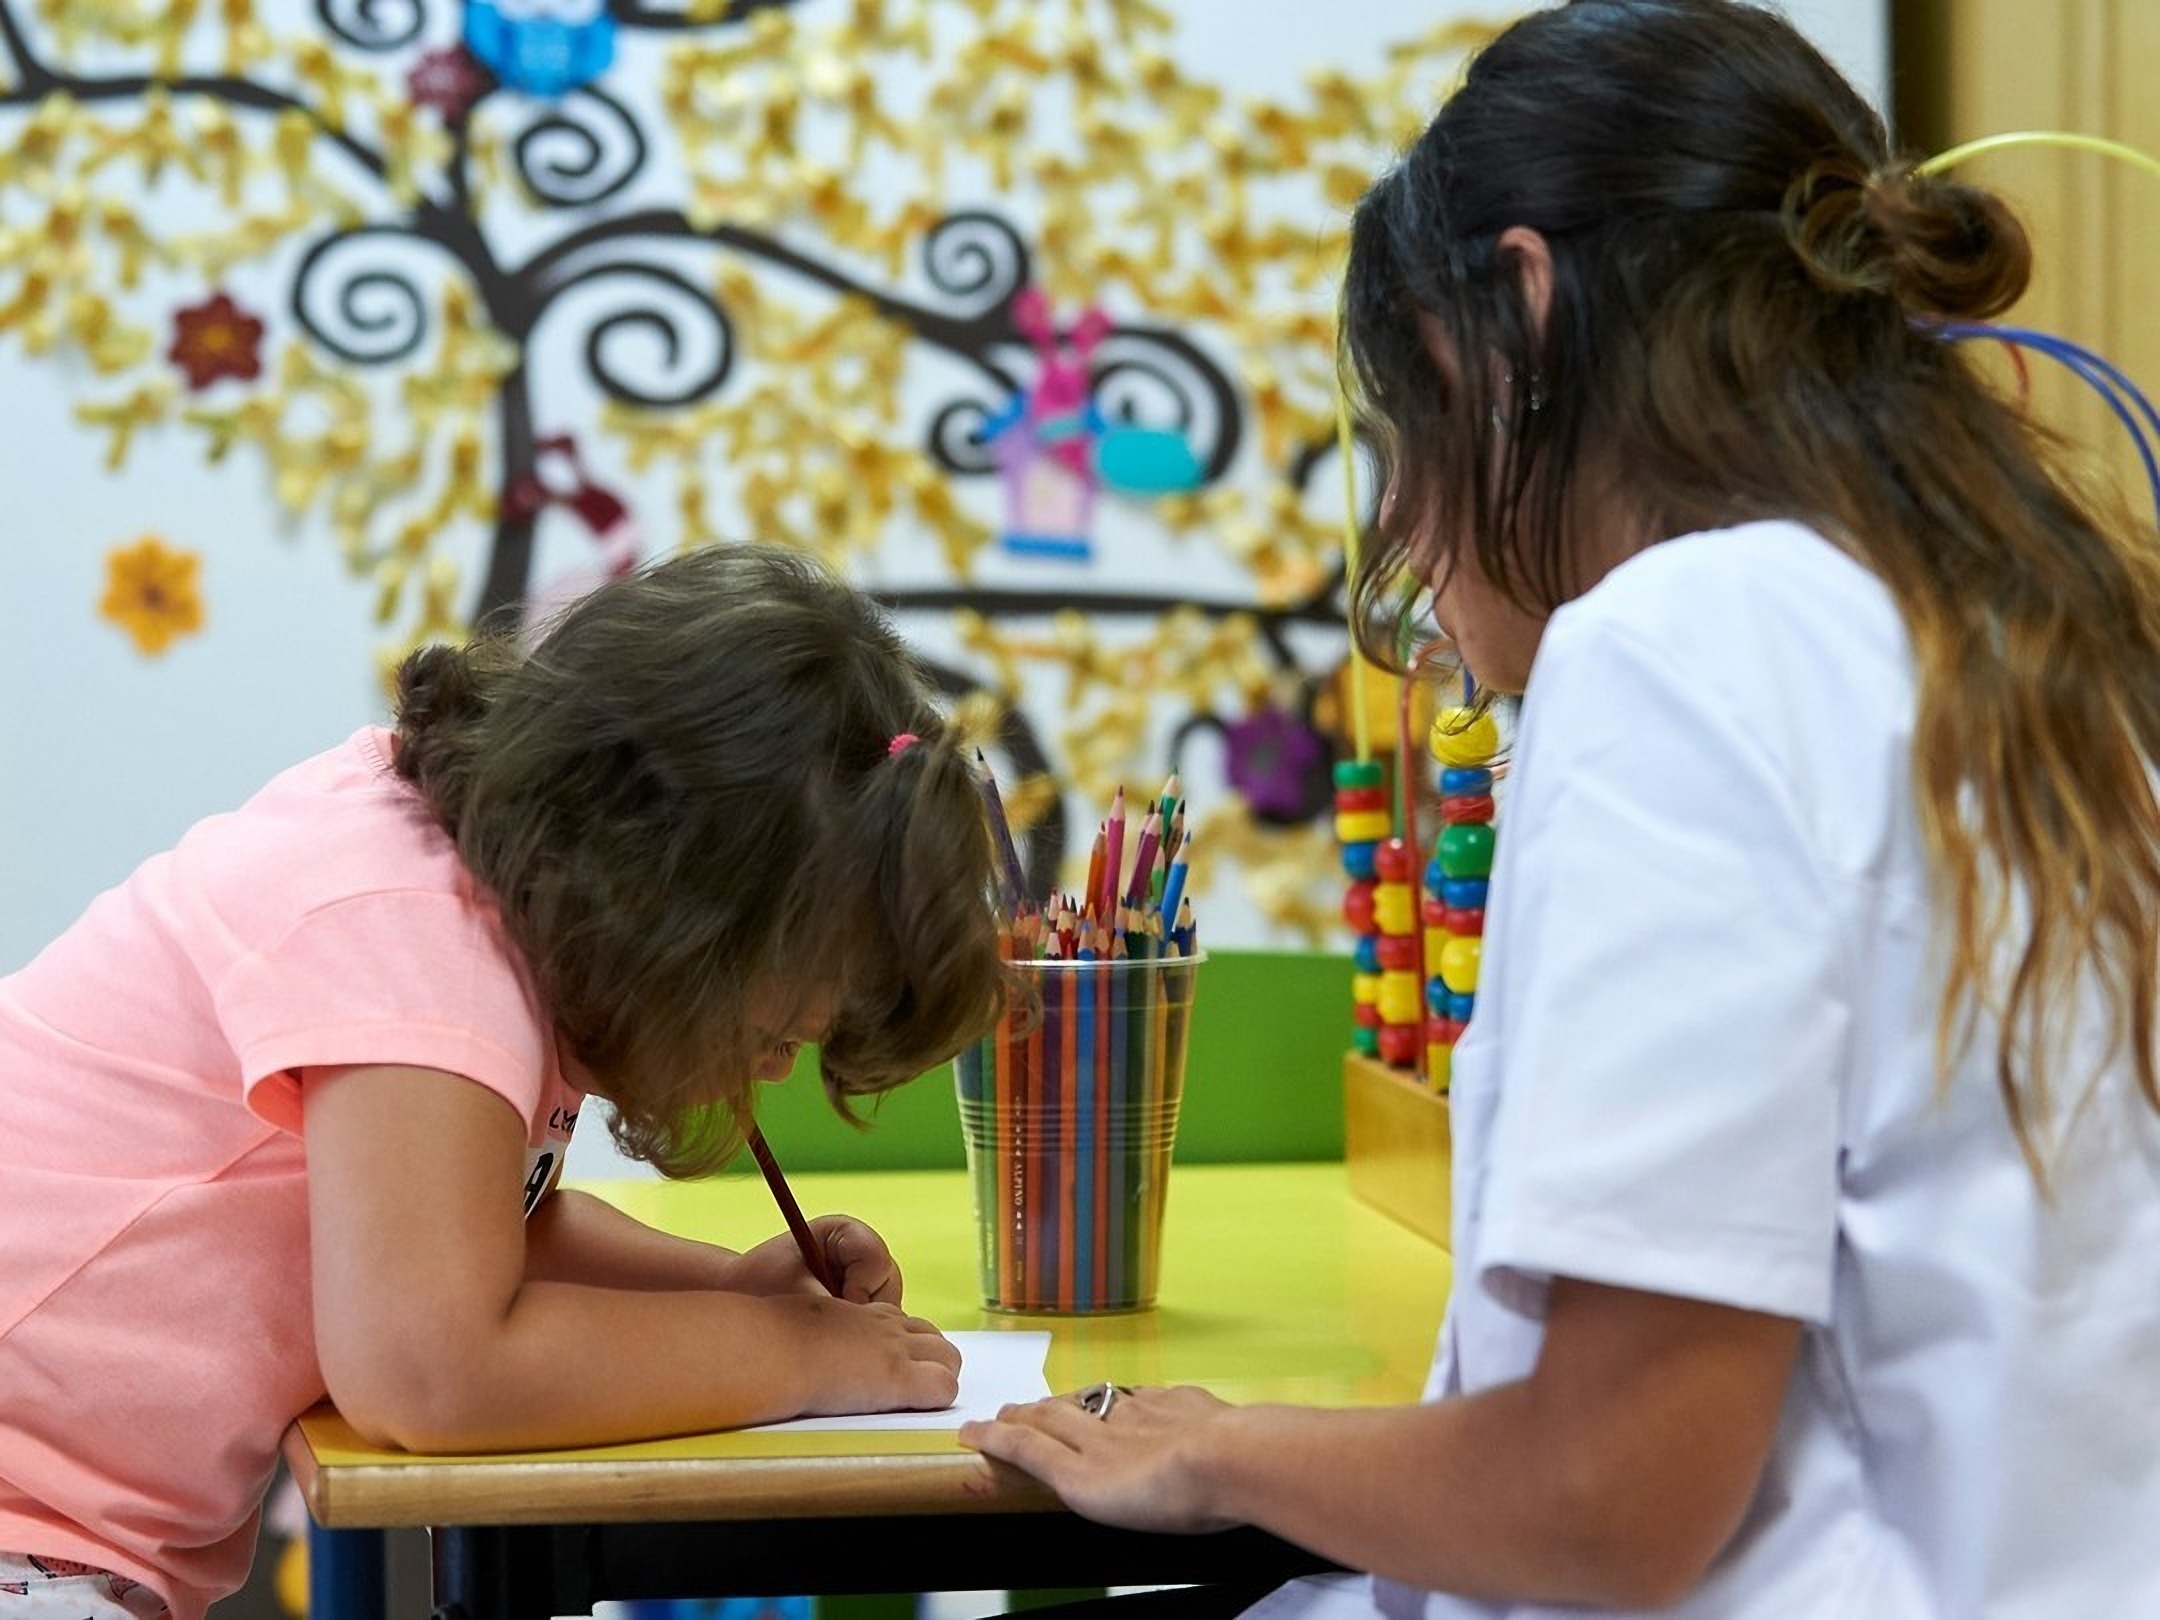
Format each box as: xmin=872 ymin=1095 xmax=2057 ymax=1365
xmin=954 ymin=952 xmax=1203 ymax=1313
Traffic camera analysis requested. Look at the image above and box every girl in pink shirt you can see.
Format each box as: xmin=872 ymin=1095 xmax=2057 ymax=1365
xmin=0 ymin=543 xmax=1011 ymax=1620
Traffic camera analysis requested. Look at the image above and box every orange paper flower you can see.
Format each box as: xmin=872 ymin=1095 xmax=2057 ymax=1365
xmin=101 ymin=535 xmax=205 ymax=655
xmin=167 ymin=291 xmax=265 ymax=390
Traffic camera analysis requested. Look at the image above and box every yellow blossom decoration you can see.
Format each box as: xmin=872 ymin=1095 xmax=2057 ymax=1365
xmin=100 ymin=533 xmax=204 ymax=655
xmin=5 ymin=0 xmax=1501 ymax=945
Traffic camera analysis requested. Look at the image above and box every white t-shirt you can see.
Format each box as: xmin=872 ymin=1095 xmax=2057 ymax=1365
xmin=1262 ymin=520 xmax=2160 ymax=1620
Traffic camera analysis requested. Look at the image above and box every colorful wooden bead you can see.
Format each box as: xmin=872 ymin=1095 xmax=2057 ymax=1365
xmin=1343 ymin=881 xmax=1376 ymax=933
xmin=1437 ymin=935 xmax=1482 ymax=994
xmin=1335 ymin=809 xmax=1393 ymax=844
xmin=1428 ymin=706 xmax=1499 ymax=768
xmin=1377 ymin=1022 xmax=1421 ymax=1066
xmin=1437 ymin=822 xmax=1496 ymax=879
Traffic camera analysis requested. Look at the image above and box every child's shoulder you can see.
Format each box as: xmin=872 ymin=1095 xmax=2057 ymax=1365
xmin=176 ymin=726 xmax=473 ymax=925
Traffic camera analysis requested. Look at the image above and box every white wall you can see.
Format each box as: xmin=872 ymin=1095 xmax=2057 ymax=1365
xmin=0 ymin=0 xmax=1889 ymax=981
xmin=0 ymin=0 xmax=1885 ymax=1179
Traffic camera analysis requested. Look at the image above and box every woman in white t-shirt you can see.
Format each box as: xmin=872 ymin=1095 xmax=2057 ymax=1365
xmin=961 ymin=3 xmax=2160 ymax=1616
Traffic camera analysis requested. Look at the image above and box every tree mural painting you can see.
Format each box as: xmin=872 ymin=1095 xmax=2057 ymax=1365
xmin=0 ymin=0 xmax=1492 ymax=940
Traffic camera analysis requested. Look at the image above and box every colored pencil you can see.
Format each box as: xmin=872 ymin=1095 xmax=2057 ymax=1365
xmin=1025 ymin=978 xmax=1048 ymax=1307
xmin=1075 ymin=947 xmax=1097 ymax=1312
xmin=1082 ymin=826 xmax=1106 ymax=928
xmin=1102 ymin=786 xmax=1127 ymax=918
xmin=1002 ymin=1002 xmax=1019 ymax=1304
xmin=993 ymin=1001 xmax=1015 ymax=1303
xmin=1123 ymin=810 xmax=1161 ymax=906
xmin=975 ymin=749 xmax=1029 ymax=916
xmin=1058 ymin=960 xmax=1080 ymax=1311
xmin=1155 ymin=772 xmax=1181 ymax=838
xmin=1159 ymin=834 xmax=1193 ymax=934
xmin=746 ymin=1125 xmax=838 ymax=1296
xmin=1146 ymin=969 xmax=1173 ymax=1302
xmin=1106 ymin=948 xmax=1129 ymax=1307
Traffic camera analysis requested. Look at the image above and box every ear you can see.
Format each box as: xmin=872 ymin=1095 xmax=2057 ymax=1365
xmin=1496 ymin=225 xmax=1555 ymax=339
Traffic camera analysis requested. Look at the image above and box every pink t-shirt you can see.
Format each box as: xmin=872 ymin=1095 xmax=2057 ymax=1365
xmin=0 ymin=727 xmax=585 ymax=1620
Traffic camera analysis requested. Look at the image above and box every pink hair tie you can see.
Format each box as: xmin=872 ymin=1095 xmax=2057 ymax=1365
xmin=887 ymin=732 xmax=921 ymax=758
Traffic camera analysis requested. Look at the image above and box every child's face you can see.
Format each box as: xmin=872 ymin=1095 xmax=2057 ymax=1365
xmin=745 ymin=981 xmax=841 ymax=1084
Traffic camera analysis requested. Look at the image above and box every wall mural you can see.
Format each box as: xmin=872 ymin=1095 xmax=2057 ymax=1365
xmin=0 ymin=0 xmax=1493 ymax=942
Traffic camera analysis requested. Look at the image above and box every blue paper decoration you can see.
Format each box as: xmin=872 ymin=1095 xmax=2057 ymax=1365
xmin=463 ymin=0 xmax=616 ymax=99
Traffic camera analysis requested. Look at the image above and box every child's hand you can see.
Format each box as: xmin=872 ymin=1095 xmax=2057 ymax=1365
xmin=728 ymin=1214 xmax=903 ymax=1304
xmin=784 ymin=1297 xmax=963 ymax=1417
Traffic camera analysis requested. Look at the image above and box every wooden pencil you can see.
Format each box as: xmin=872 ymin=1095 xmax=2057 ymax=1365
xmin=746 ymin=1125 xmax=838 ymax=1296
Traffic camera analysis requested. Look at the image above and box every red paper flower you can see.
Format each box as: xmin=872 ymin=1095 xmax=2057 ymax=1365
xmin=407 ymin=45 xmax=492 ymax=122
xmin=167 ymin=292 xmax=264 ymax=390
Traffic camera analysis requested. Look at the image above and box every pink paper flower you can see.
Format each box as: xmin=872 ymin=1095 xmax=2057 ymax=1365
xmin=407 ymin=45 xmax=492 ymax=122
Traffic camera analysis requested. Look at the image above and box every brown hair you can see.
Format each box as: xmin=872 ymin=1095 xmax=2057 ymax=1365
xmin=392 ymin=543 xmax=1009 ymax=1177
xmin=1342 ymin=0 xmax=2160 ymax=1177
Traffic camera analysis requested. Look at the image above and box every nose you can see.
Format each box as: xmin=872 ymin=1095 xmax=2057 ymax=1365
xmin=753 ymin=1042 xmax=802 ymax=1083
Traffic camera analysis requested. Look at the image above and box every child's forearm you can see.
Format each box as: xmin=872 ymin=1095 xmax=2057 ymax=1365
xmin=522 ymin=1187 xmax=741 ymax=1290
xmin=337 ymin=1279 xmax=952 ymax=1453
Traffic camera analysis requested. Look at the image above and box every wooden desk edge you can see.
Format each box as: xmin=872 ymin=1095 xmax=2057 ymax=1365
xmin=283 ymin=1421 xmax=1063 ymax=1529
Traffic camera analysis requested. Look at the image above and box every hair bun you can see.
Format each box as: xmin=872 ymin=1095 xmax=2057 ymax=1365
xmin=1867 ymin=167 xmax=2031 ymax=320
xmin=1787 ymin=161 xmax=2030 ymax=321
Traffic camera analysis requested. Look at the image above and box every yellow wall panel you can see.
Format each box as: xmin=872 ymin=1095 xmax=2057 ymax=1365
xmin=1903 ymin=0 xmax=2160 ymax=514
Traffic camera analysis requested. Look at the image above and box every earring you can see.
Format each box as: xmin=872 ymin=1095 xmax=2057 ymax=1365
xmin=1503 ymin=368 xmax=1547 ymax=413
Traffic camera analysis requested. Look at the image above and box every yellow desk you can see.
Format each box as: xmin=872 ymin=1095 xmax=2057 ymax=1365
xmin=284 ymin=1162 xmax=1450 ymax=1618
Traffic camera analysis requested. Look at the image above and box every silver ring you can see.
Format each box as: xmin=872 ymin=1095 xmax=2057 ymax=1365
xmin=1077 ymin=1381 xmax=1131 ymax=1419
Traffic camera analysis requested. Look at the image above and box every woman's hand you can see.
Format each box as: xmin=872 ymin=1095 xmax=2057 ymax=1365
xmin=959 ymin=1384 xmax=1240 ymax=1534
xmin=727 ymin=1214 xmax=903 ymax=1304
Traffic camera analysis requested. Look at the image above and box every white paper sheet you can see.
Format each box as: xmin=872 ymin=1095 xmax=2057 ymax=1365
xmin=753 ymin=1330 xmax=1053 ymax=1432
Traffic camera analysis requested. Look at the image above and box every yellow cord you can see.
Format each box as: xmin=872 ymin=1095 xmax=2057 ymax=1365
xmin=1918 ymin=129 xmax=2160 ymax=184
xmin=1336 ymin=381 xmax=1371 ymax=763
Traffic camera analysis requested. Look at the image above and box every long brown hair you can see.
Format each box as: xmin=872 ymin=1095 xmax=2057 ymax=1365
xmin=1342 ymin=0 xmax=2160 ymax=1177
xmin=392 ymin=543 xmax=1009 ymax=1177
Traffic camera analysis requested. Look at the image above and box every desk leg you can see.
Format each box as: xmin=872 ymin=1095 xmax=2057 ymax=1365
xmin=307 ymin=1526 xmax=386 ymax=1620
xmin=430 ymin=1526 xmax=574 ymax=1620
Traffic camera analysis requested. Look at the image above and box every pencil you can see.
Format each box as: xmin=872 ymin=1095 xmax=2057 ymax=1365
xmin=1083 ymin=825 xmax=1107 ymax=929
xmin=995 ymin=1000 xmax=1016 ymax=1303
xmin=975 ymin=749 xmax=1029 ymax=916
xmin=1024 ymin=978 xmax=1047 ymax=1306
xmin=1123 ymin=809 xmax=1161 ymax=907
xmin=1091 ymin=951 xmax=1111 ymax=1309
xmin=1076 ymin=943 xmax=1098 ymax=1313
xmin=1102 ymin=786 xmax=1127 ymax=918
xmin=746 ymin=1124 xmax=840 ymax=1297
xmin=1160 ymin=833 xmax=1193 ymax=933
xmin=1059 ymin=959 xmax=1080 ymax=1312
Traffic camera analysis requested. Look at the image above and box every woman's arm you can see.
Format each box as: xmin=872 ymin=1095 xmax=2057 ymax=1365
xmin=304 ymin=1063 xmax=958 ymax=1453
xmin=523 ymin=1187 xmax=905 ymax=1303
xmin=961 ymin=1280 xmax=1800 ymax=1610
